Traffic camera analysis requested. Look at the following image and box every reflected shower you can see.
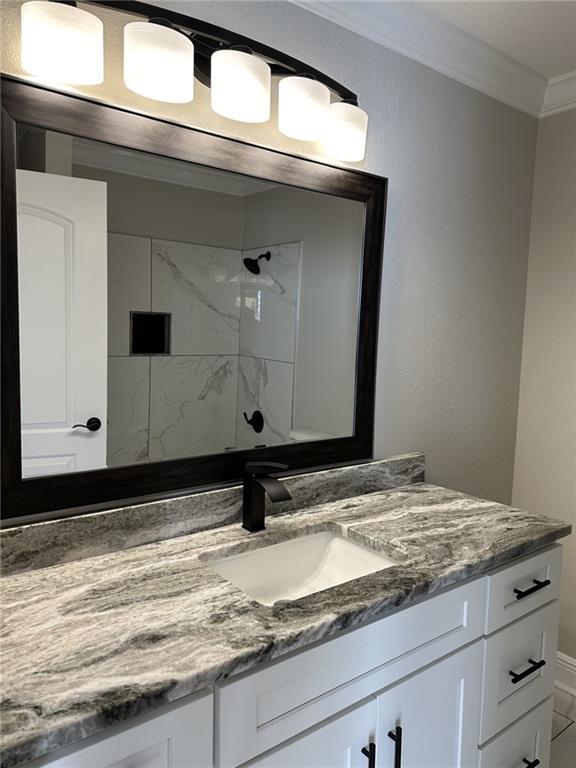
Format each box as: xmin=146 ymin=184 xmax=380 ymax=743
xmin=243 ymin=251 xmax=271 ymax=275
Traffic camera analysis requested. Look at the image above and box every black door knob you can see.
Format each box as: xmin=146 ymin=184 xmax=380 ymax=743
xmin=73 ymin=417 xmax=102 ymax=432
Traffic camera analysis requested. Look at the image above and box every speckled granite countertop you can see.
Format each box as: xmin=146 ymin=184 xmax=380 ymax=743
xmin=0 ymin=483 xmax=570 ymax=767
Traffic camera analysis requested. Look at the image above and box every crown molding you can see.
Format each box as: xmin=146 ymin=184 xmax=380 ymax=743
xmin=293 ymin=1 xmax=550 ymax=117
xmin=541 ymin=71 xmax=576 ymax=118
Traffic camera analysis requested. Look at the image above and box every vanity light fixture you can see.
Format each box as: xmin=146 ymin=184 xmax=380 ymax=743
xmin=124 ymin=19 xmax=195 ymax=103
xmin=18 ymin=1 xmax=369 ymax=161
xmin=20 ymin=0 xmax=104 ymax=85
xmin=278 ymin=75 xmax=331 ymax=142
xmin=211 ymin=47 xmax=271 ymax=123
xmin=323 ymin=101 xmax=369 ymax=163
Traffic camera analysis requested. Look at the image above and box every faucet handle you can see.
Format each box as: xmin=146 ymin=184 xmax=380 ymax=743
xmin=244 ymin=461 xmax=288 ymax=477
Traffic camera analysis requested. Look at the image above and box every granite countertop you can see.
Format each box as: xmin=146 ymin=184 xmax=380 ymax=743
xmin=0 ymin=483 xmax=571 ymax=767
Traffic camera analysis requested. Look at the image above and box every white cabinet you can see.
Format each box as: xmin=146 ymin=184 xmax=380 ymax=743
xmin=40 ymin=693 xmax=213 ymax=768
xmin=375 ymin=643 xmax=483 ymax=768
xmin=478 ymin=698 xmax=553 ymax=768
xmin=484 ymin=545 xmax=561 ymax=634
xmin=35 ymin=546 xmax=562 ymax=768
xmin=216 ymin=579 xmax=486 ymax=767
xmin=245 ymin=699 xmax=377 ymax=767
xmin=480 ymin=601 xmax=559 ymax=742
xmin=242 ymin=643 xmax=482 ymax=768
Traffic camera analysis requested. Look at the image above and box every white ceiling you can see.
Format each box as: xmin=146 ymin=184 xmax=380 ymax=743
xmin=421 ymin=1 xmax=576 ymax=79
xmin=297 ymin=1 xmax=576 ymax=117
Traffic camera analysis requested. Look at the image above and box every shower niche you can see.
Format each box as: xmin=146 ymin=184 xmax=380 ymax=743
xmin=130 ymin=312 xmax=171 ymax=356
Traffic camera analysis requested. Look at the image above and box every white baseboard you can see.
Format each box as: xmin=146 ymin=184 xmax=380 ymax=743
xmin=556 ymin=651 xmax=576 ymax=697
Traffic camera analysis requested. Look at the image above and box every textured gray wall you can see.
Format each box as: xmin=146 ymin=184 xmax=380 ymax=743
xmin=513 ymin=109 xmax=576 ymax=657
xmin=0 ymin=1 xmax=538 ymax=503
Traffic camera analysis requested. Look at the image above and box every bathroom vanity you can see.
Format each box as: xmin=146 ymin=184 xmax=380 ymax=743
xmin=0 ymin=8 xmax=571 ymax=768
xmin=1 ymin=473 xmax=570 ymax=768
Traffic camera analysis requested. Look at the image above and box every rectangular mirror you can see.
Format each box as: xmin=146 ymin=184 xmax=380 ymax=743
xmin=1 ymin=78 xmax=386 ymax=517
xmin=16 ymin=127 xmax=364 ymax=475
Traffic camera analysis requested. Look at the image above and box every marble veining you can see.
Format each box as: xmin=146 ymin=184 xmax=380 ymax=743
xmin=0 ymin=481 xmax=570 ymax=768
xmin=0 ymin=455 xmax=424 ymax=576
xmin=239 ymin=243 xmax=301 ymax=364
xmin=235 ymin=356 xmax=294 ymax=448
xmin=148 ymin=355 xmax=239 ymax=461
xmin=106 ymin=356 xmax=150 ymax=466
xmin=152 ymin=240 xmax=241 ymax=356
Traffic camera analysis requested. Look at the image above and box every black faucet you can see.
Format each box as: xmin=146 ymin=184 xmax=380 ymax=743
xmin=242 ymin=462 xmax=292 ymax=532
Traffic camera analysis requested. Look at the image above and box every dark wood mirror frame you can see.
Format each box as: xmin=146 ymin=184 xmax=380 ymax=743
xmin=1 ymin=75 xmax=387 ymax=521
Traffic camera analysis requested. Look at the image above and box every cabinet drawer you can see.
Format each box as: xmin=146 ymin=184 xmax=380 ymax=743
xmin=485 ymin=546 xmax=561 ymax=634
xmin=217 ymin=578 xmax=486 ymax=767
xmin=478 ymin=698 xmax=553 ymax=768
xmin=480 ymin=602 xmax=559 ymax=743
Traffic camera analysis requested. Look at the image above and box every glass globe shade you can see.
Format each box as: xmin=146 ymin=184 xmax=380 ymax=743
xmin=323 ymin=102 xmax=368 ymax=163
xmin=211 ymin=49 xmax=271 ymax=123
xmin=278 ymin=76 xmax=330 ymax=142
xmin=21 ymin=1 xmax=104 ymax=85
xmin=124 ymin=21 xmax=195 ymax=103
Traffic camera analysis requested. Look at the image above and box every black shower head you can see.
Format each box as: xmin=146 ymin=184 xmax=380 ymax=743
xmin=243 ymin=257 xmax=260 ymax=274
xmin=243 ymin=251 xmax=271 ymax=275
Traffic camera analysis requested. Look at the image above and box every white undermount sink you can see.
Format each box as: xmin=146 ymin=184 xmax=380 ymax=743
xmin=208 ymin=531 xmax=396 ymax=606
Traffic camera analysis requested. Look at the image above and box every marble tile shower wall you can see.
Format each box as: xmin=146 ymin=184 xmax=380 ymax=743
xmin=107 ymin=234 xmax=301 ymax=465
xmin=107 ymin=233 xmax=241 ymax=465
xmin=237 ymin=243 xmax=302 ymax=449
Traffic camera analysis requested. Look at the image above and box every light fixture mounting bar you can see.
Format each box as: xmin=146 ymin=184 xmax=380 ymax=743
xmin=80 ymin=0 xmax=358 ymax=103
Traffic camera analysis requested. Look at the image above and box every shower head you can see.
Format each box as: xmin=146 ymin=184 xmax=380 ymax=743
xmin=243 ymin=251 xmax=271 ymax=275
xmin=243 ymin=257 xmax=260 ymax=274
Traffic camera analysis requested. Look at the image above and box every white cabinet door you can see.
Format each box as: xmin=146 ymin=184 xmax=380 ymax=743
xmin=42 ymin=694 xmax=213 ymax=768
xmin=245 ymin=698 xmax=377 ymax=767
xmin=244 ymin=643 xmax=482 ymax=768
xmin=17 ymin=169 xmax=108 ymax=477
xmin=376 ymin=642 xmax=483 ymax=768
xmin=217 ymin=579 xmax=486 ymax=768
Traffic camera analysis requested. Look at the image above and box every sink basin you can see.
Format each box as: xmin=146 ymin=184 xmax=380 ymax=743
xmin=208 ymin=532 xmax=396 ymax=606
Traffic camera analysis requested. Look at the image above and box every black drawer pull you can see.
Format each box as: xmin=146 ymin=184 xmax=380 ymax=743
xmin=509 ymin=658 xmax=546 ymax=684
xmin=522 ymin=759 xmax=540 ymax=768
xmin=361 ymin=742 xmax=376 ymax=768
xmin=388 ymin=726 xmax=402 ymax=768
xmin=513 ymin=579 xmax=551 ymax=600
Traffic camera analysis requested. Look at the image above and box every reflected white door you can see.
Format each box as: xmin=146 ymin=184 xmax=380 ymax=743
xmin=17 ymin=170 xmax=108 ymax=477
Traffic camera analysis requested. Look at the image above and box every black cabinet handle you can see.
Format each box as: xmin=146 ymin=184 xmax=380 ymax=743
xmin=387 ymin=726 xmax=402 ymax=768
xmin=509 ymin=658 xmax=546 ymax=684
xmin=513 ymin=578 xmax=551 ymax=600
xmin=361 ymin=742 xmax=376 ymax=768
xmin=72 ymin=417 xmax=102 ymax=432
xmin=522 ymin=759 xmax=540 ymax=768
